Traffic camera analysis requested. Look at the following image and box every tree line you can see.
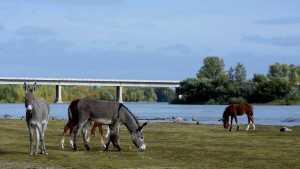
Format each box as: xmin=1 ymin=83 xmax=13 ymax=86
xmin=0 ymin=85 xmax=175 ymax=103
xmin=172 ymin=56 xmax=300 ymax=105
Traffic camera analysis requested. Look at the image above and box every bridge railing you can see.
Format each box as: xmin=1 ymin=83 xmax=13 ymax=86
xmin=0 ymin=77 xmax=180 ymax=103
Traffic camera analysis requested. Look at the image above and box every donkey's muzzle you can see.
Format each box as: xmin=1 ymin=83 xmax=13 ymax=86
xmin=26 ymin=105 xmax=33 ymax=111
xmin=138 ymin=144 xmax=146 ymax=152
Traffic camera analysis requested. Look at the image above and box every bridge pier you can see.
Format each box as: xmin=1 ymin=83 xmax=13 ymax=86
xmin=55 ymin=85 xmax=63 ymax=103
xmin=116 ymin=86 xmax=123 ymax=103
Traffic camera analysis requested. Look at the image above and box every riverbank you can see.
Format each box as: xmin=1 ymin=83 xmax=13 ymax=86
xmin=0 ymin=120 xmax=299 ymax=169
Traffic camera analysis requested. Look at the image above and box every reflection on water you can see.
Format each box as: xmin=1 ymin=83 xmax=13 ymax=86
xmin=0 ymin=103 xmax=299 ymax=126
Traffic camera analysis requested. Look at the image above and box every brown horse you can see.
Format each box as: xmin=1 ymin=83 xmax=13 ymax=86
xmin=221 ymin=103 xmax=255 ymax=131
xmin=60 ymin=99 xmax=108 ymax=150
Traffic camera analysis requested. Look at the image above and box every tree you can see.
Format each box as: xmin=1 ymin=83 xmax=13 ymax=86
xmin=289 ymin=68 xmax=299 ymax=85
xmin=228 ymin=67 xmax=235 ymax=81
xmin=253 ymin=74 xmax=268 ymax=83
xmin=254 ymin=78 xmax=291 ymax=103
xmin=197 ymin=56 xmax=226 ymax=80
xmin=268 ymin=63 xmax=290 ymax=79
xmin=234 ymin=63 xmax=247 ymax=82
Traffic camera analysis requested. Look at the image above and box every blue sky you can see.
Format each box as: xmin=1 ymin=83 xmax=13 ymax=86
xmin=0 ymin=0 xmax=300 ymax=80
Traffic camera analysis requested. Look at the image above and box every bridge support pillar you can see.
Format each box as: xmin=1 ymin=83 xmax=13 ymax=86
xmin=55 ymin=85 xmax=63 ymax=103
xmin=116 ymin=86 xmax=123 ymax=103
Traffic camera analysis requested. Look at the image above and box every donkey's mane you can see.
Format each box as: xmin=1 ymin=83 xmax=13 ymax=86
xmin=119 ymin=103 xmax=140 ymax=127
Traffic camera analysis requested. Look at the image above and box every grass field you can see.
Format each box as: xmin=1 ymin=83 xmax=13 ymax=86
xmin=0 ymin=119 xmax=299 ymax=169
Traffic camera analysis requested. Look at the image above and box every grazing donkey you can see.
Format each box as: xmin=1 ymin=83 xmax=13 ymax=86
xmin=60 ymin=99 xmax=108 ymax=150
xmin=220 ymin=103 xmax=255 ymax=132
xmin=71 ymin=98 xmax=147 ymax=152
xmin=24 ymin=82 xmax=49 ymax=155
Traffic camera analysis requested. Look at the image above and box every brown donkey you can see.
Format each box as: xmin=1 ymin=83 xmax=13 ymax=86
xmin=221 ymin=103 xmax=255 ymax=131
xmin=60 ymin=99 xmax=108 ymax=150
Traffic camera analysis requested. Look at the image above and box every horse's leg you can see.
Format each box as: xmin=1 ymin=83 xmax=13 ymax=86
xmin=229 ymin=116 xmax=233 ymax=132
xmin=234 ymin=115 xmax=239 ymax=131
xmin=250 ymin=116 xmax=256 ymax=130
xmin=246 ymin=115 xmax=251 ymax=131
xmin=82 ymin=121 xmax=91 ymax=151
xmin=98 ymin=123 xmax=105 ymax=149
xmin=86 ymin=121 xmax=93 ymax=143
xmin=91 ymin=121 xmax=97 ymax=137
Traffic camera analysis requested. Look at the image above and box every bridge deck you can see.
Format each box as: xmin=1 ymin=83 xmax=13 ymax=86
xmin=0 ymin=77 xmax=180 ymax=88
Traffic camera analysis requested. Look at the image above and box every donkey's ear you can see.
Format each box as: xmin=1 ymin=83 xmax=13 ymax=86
xmin=32 ymin=82 xmax=37 ymax=91
xmin=138 ymin=122 xmax=148 ymax=131
xmin=23 ymin=82 xmax=28 ymax=92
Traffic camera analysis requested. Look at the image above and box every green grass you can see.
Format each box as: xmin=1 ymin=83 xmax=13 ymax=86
xmin=0 ymin=119 xmax=299 ymax=169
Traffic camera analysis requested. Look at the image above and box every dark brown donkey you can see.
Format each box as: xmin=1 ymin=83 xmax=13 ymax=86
xmin=221 ymin=103 xmax=255 ymax=131
xmin=60 ymin=99 xmax=108 ymax=150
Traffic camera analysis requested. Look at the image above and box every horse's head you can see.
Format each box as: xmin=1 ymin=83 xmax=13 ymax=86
xmin=221 ymin=110 xmax=230 ymax=129
xmin=24 ymin=82 xmax=37 ymax=112
xmin=131 ymin=122 xmax=147 ymax=152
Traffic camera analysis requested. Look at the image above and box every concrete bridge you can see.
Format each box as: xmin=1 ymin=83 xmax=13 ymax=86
xmin=0 ymin=77 xmax=180 ymax=103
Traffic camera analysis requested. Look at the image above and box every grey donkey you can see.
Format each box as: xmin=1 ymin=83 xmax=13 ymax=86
xmin=71 ymin=98 xmax=147 ymax=152
xmin=24 ymin=82 xmax=49 ymax=155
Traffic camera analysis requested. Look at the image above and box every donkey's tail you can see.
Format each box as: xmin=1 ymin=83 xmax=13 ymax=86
xmin=68 ymin=105 xmax=72 ymax=120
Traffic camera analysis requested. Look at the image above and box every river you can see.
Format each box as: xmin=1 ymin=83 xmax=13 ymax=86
xmin=0 ymin=103 xmax=299 ymax=126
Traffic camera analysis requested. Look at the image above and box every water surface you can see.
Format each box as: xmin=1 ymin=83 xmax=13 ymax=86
xmin=1 ymin=103 xmax=299 ymax=126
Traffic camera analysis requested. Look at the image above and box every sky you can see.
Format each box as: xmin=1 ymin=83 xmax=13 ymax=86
xmin=0 ymin=0 xmax=300 ymax=80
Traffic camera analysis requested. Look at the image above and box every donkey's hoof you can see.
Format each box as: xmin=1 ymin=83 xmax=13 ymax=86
xmin=73 ymin=145 xmax=78 ymax=151
xmin=100 ymin=144 xmax=106 ymax=150
xmin=84 ymin=144 xmax=91 ymax=151
xmin=60 ymin=144 xmax=64 ymax=150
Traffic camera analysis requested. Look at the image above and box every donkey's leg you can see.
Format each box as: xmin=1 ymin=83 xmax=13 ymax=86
xmin=104 ymin=125 xmax=112 ymax=151
xmin=111 ymin=133 xmax=121 ymax=151
xmin=111 ymin=124 xmax=121 ymax=151
xmin=36 ymin=123 xmax=45 ymax=154
xmin=234 ymin=115 xmax=239 ymax=131
xmin=60 ymin=121 xmax=71 ymax=150
xmin=82 ymin=121 xmax=91 ymax=151
xmin=41 ymin=122 xmax=48 ymax=155
xmin=34 ymin=127 xmax=40 ymax=155
xmin=69 ymin=123 xmax=76 ymax=149
xmin=27 ymin=124 xmax=34 ymax=155
xmin=72 ymin=121 xmax=85 ymax=151
xmin=229 ymin=116 xmax=234 ymax=132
